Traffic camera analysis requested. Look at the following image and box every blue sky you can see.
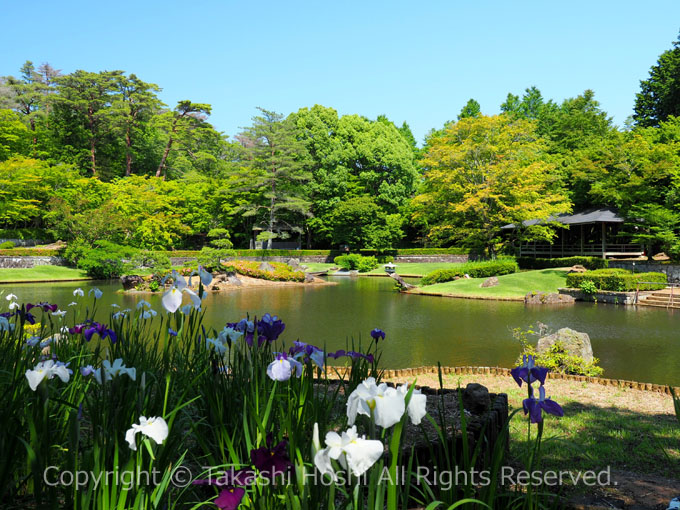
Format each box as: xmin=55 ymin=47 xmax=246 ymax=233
xmin=2 ymin=0 xmax=679 ymax=144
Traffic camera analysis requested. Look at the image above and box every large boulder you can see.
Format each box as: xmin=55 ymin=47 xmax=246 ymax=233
xmin=525 ymin=291 xmax=575 ymax=305
xmin=567 ymin=265 xmax=587 ymax=274
xmin=462 ymin=383 xmax=491 ymax=414
xmin=480 ymin=276 xmax=499 ymax=288
xmin=258 ymin=261 xmax=275 ymax=272
xmin=537 ymin=327 xmax=594 ymax=362
xmin=287 ymin=258 xmax=301 ymax=268
xmin=120 ymin=275 xmax=144 ymax=291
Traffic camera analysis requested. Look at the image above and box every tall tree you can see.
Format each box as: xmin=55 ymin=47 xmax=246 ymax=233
xmin=52 ymin=70 xmax=122 ymax=175
xmin=634 ymin=33 xmax=680 ymax=127
xmin=458 ymin=98 xmax=481 ymax=120
xmin=156 ymin=100 xmax=212 ymax=178
xmin=413 ymin=114 xmax=570 ymax=256
xmin=112 ymin=74 xmax=161 ymax=176
xmin=237 ymin=108 xmax=311 ymax=244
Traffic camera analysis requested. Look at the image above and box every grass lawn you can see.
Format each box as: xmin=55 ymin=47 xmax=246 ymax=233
xmin=414 ymin=268 xmax=568 ymax=299
xmin=387 ymin=372 xmax=680 ymax=483
xmin=0 ymin=265 xmax=90 ymax=283
xmin=301 ymin=261 xmax=468 ymax=276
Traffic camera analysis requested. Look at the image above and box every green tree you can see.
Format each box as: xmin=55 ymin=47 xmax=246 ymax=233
xmin=458 ymin=98 xmax=481 ymax=119
xmin=237 ymin=108 xmax=311 ymax=245
xmin=413 ymin=114 xmax=571 ymax=256
xmin=634 ymin=33 xmax=680 ymax=127
xmin=0 ymin=110 xmax=32 ymax=160
xmin=330 ymin=196 xmax=403 ymax=250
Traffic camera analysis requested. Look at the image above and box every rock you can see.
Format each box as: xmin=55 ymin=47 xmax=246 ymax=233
xmin=227 ymin=275 xmax=242 ymax=286
xmin=537 ymin=327 xmax=594 ymax=363
xmin=287 ymin=258 xmax=301 ymax=268
xmin=568 ymin=265 xmax=588 ymax=273
xmin=304 ymin=273 xmax=315 ymax=283
xmin=258 ymin=262 xmax=275 ymax=272
xmin=524 ymin=291 xmax=575 ymax=305
xmin=480 ymin=276 xmax=499 ymax=288
xmin=462 ymin=383 xmax=491 ymax=415
xmin=389 ymin=272 xmax=415 ymax=291
xmin=120 ymin=275 xmax=144 ymax=291
xmin=211 ymin=285 xmax=220 ymax=291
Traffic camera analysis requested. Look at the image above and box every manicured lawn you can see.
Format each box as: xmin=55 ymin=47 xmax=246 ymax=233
xmin=0 ymin=265 xmax=90 ymax=283
xmin=301 ymin=262 xmax=468 ymax=276
xmin=414 ymin=268 xmax=568 ymax=299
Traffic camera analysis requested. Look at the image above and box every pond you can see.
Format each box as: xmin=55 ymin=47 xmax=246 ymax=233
xmin=7 ymin=276 xmax=680 ymax=386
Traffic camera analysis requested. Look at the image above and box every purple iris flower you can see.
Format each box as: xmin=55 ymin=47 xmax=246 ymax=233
xmin=250 ymin=435 xmax=292 ymax=478
xmin=80 ymin=365 xmax=95 ymax=377
xmin=74 ymin=321 xmax=117 ymax=343
xmin=215 ymin=487 xmax=246 ymax=510
xmin=227 ymin=318 xmax=255 ymax=346
xmin=288 ymin=341 xmax=324 ymax=368
xmin=522 ymin=385 xmax=564 ymax=423
xmin=256 ymin=313 xmax=285 ymax=345
xmin=26 ymin=302 xmax=59 ymax=313
xmin=370 ymin=328 xmax=386 ymax=341
xmin=327 ymin=349 xmax=374 ymax=363
xmin=511 ymin=355 xmax=549 ymax=387
xmin=168 ymin=328 xmax=178 ymax=337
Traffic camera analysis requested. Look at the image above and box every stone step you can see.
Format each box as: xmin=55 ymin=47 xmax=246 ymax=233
xmin=637 ymin=300 xmax=680 ymax=309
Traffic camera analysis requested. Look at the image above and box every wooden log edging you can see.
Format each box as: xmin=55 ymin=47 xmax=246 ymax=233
xmin=328 ymin=365 xmax=680 ymax=396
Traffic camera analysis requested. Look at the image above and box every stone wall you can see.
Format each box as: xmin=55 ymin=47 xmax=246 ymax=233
xmin=610 ymin=260 xmax=680 ymax=283
xmin=558 ymin=287 xmax=638 ymax=305
xmin=0 ymin=238 xmax=50 ymax=247
xmin=0 ymin=256 xmax=67 ymax=268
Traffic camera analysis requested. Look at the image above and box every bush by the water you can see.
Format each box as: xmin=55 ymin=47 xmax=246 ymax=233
xmin=225 ymin=259 xmax=306 ymax=282
xmin=518 ymin=256 xmax=609 ymax=270
xmin=0 ymin=241 xmax=15 ymax=249
xmin=125 ymin=250 xmax=172 ymax=277
xmin=334 ymin=254 xmax=379 ymax=272
xmin=421 ymin=258 xmax=518 ymax=285
xmin=514 ymin=326 xmax=604 ymax=377
xmin=196 ymin=246 xmax=236 ymax=271
xmin=566 ymin=268 xmax=667 ymax=291
xmin=76 ymin=241 xmax=138 ymax=279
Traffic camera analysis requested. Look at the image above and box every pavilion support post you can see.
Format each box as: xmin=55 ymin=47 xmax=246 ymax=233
xmin=601 ymin=222 xmax=606 ymax=259
xmin=580 ymin=225 xmax=584 ymax=255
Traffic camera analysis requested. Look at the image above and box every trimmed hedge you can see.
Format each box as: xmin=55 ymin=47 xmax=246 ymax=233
xmin=223 ymin=260 xmax=306 ymax=282
xmin=333 ymin=254 xmax=379 ymax=272
xmin=518 ymin=256 xmax=609 ymax=270
xmin=421 ymin=258 xmax=519 ymax=286
xmin=566 ymin=269 xmax=667 ymax=291
xmin=161 ymin=248 xmax=469 ymax=258
xmin=0 ymin=248 xmax=61 ymax=256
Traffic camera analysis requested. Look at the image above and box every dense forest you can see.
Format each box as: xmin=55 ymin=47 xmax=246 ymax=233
xmin=2 ymin=34 xmax=680 ymax=256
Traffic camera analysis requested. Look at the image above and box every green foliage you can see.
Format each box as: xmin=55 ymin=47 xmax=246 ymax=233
xmin=579 ymin=279 xmax=598 ymax=295
xmin=0 ymin=241 xmax=15 ymax=249
xmin=566 ymin=269 xmax=667 ymax=291
xmin=458 ymin=98 xmax=481 ymax=119
xmin=421 ymin=258 xmax=519 ymax=285
xmin=148 ymin=279 xmax=160 ymax=292
xmin=62 ymin=238 xmax=90 ymax=264
xmin=75 ymin=241 xmax=138 ymax=279
xmin=514 ymin=326 xmax=604 ymax=377
xmin=196 ymin=246 xmax=235 ymax=271
xmin=224 ymin=259 xmax=306 ymax=282
xmin=517 ymin=256 xmax=609 ymax=270
xmin=333 ymin=254 xmax=379 ymax=272
xmin=634 ymin=34 xmax=680 ymax=127
xmin=330 ymin=196 xmax=403 ymax=250
xmin=125 ymin=250 xmax=172 ymax=276
xmin=0 ymin=248 xmax=60 ymax=256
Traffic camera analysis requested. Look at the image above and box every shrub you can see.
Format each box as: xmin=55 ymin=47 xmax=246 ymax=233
xmin=224 ymin=260 xmax=306 ymax=282
xmin=125 ymin=250 xmax=172 ymax=277
xmin=76 ymin=242 xmax=138 ymax=279
xmin=0 ymin=248 xmax=60 ymax=256
xmin=63 ymin=238 xmax=91 ymax=265
xmin=514 ymin=325 xmax=604 ymax=377
xmin=421 ymin=258 xmax=518 ymax=285
xmin=579 ymin=280 xmax=598 ymax=295
xmin=517 ymin=256 xmax=609 ymax=270
xmin=333 ymin=254 xmax=379 ymax=272
xmin=566 ymin=269 xmax=667 ymax=291
xmin=0 ymin=241 xmax=15 ymax=249
xmin=197 ymin=247 xmax=236 ymax=271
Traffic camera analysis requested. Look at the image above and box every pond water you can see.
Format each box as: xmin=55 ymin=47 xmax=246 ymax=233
xmin=7 ymin=276 xmax=680 ymax=386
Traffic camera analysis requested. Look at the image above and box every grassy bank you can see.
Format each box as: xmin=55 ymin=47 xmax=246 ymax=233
xmin=303 ymin=261 xmax=469 ymax=276
xmin=0 ymin=265 xmax=90 ymax=283
xmin=386 ymin=371 xmax=680 ymax=488
xmin=412 ymin=268 xmax=568 ymax=299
